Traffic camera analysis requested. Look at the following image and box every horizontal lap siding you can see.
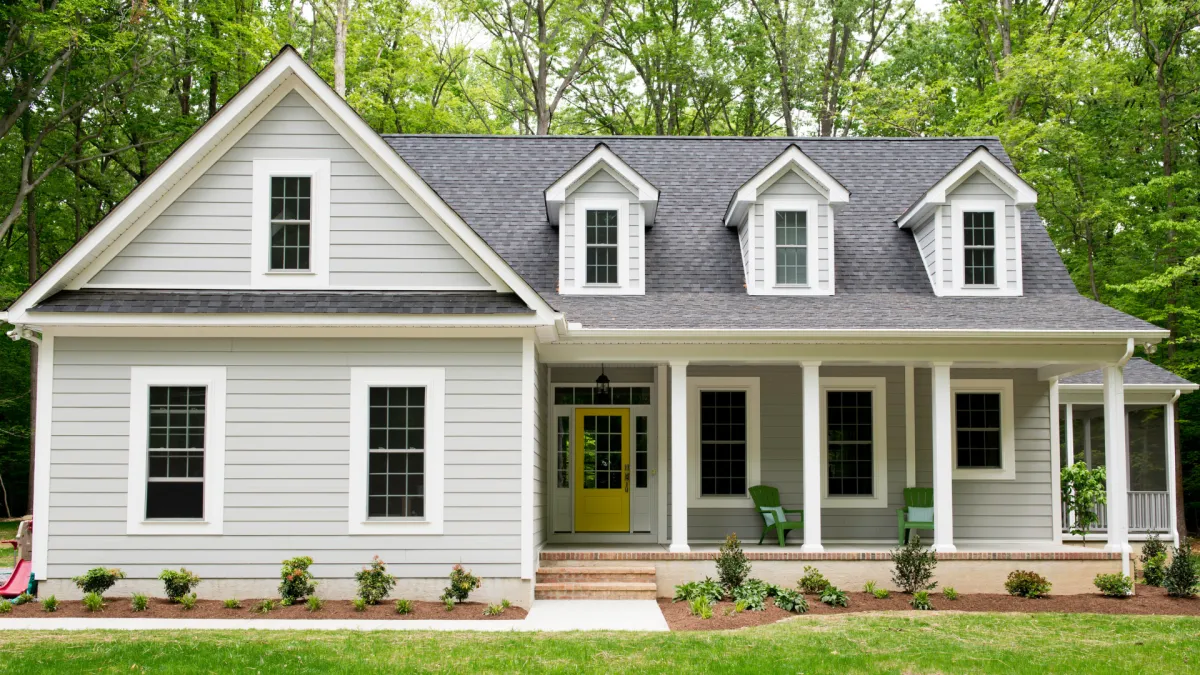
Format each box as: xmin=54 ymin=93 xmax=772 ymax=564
xmin=913 ymin=215 xmax=939 ymax=287
xmin=89 ymin=91 xmax=486 ymax=289
xmin=47 ymin=337 xmax=524 ymax=580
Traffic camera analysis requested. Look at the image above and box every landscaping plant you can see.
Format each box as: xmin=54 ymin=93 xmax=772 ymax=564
xmin=82 ymin=592 xmax=104 ymax=612
xmin=223 ymin=599 xmax=241 ymax=609
xmin=798 ymin=566 xmax=829 ymax=594
xmin=279 ymin=556 xmax=318 ymax=604
xmin=1060 ymin=462 xmax=1107 ymax=541
xmin=253 ymin=599 xmax=275 ymax=614
xmin=159 ymin=568 xmax=202 ymax=602
xmin=688 ymin=597 xmax=713 ymax=619
xmin=873 ymin=587 xmax=890 ymax=599
xmin=942 ymin=587 xmax=959 ymax=601
xmin=673 ymin=578 xmax=724 ymax=604
xmin=891 ymin=534 xmax=937 ymax=594
xmin=306 ymin=596 xmax=324 ymax=612
xmin=179 ymin=593 xmax=197 ymax=610
xmin=1094 ymin=573 xmax=1133 ymax=597
xmin=71 ymin=567 xmax=126 ymax=596
xmin=863 ymin=580 xmax=878 ymax=594
xmin=131 ymin=594 xmax=149 ymax=612
xmin=1144 ymin=552 xmax=1168 ymax=587
xmin=443 ymin=596 xmax=456 ymax=612
xmin=0 ymin=600 xmax=11 ymax=614
xmin=910 ymin=590 xmax=933 ymax=610
xmin=353 ymin=598 xmax=367 ymax=612
xmin=355 ymin=556 xmax=396 ymax=605
xmin=395 ymin=599 xmax=414 ymax=615
xmin=442 ymin=564 xmax=481 ymax=603
xmin=501 ymin=599 xmax=511 ymax=609
xmin=1164 ymin=539 xmax=1199 ymax=598
xmin=772 ymin=587 xmax=809 ymax=613
xmin=1005 ymin=570 xmax=1052 ymax=598
xmin=41 ymin=595 xmax=57 ymax=613
xmin=731 ymin=578 xmax=771 ymax=611
xmin=483 ymin=603 xmax=505 ymax=616
xmin=14 ymin=593 xmax=32 ymax=606
xmin=820 ymin=585 xmax=849 ymax=608
xmin=716 ymin=533 xmax=751 ymax=590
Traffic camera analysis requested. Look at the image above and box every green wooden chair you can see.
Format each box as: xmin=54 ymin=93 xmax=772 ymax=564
xmin=750 ymin=485 xmax=804 ymax=547
xmin=897 ymin=487 xmax=934 ymax=544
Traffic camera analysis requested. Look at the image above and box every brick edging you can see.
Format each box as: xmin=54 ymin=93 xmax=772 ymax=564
xmin=540 ymin=550 xmax=1121 ymax=562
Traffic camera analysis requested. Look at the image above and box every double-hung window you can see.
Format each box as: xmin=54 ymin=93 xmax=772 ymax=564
xmin=820 ymin=377 xmax=887 ymax=508
xmin=146 ymin=386 xmax=207 ymax=519
xmin=269 ymin=176 xmax=311 ymax=271
xmin=367 ymin=387 xmax=426 ymax=519
xmin=774 ymin=210 xmax=808 ymax=285
xmin=962 ymin=211 xmax=995 ymax=286
xmin=950 ymin=379 xmax=1015 ymax=479
xmin=687 ymin=378 xmax=761 ymax=507
xmin=251 ymin=159 xmax=329 ymax=287
xmin=585 ymin=209 xmax=620 ymax=285
xmin=764 ymin=199 xmax=818 ymax=291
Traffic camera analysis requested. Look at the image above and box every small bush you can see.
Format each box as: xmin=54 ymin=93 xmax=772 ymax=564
xmin=863 ymin=580 xmax=878 ymax=594
xmin=71 ymin=567 xmax=126 ymax=596
xmin=0 ymin=600 xmax=11 ymax=614
xmin=14 ymin=593 xmax=33 ymax=606
xmin=1094 ymin=573 xmax=1132 ymax=597
xmin=442 ymin=564 xmax=481 ymax=604
xmin=910 ymin=590 xmax=933 ymax=610
xmin=395 ymin=599 xmax=414 ymax=615
xmin=279 ymin=556 xmax=317 ymax=604
xmin=353 ymin=598 xmax=367 ymax=612
xmin=306 ymin=596 xmax=324 ymax=612
xmin=354 ymin=556 xmax=396 ymax=605
xmin=159 ymin=568 xmax=202 ymax=602
xmin=873 ymin=588 xmax=890 ymax=599
xmin=41 ymin=595 xmax=58 ymax=613
xmin=179 ymin=593 xmax=197 ymax=610
xmin=688 ymin=597 xmax=713 ymax=619
xmin=223 ymin=598 xmax=241 ymax=609
xmin=942 ymin=587 xmax=959 ymax=601
xmin=501 ymin=599 xmax=511 ymax=609
xmin=131 ymin=593 xmax=149 ymax=612
xmin=1141 ymin=533 xmax=1168 ymax=567
xmin=253 ymin=599 xmax=275 ymax=614
xmin=716 ymin=533 xmax=751 ymax=590
xmin=82 ymin=592 xmax=105 ymax=612
xmin=798 ymin=566 xmax=829 ymax=594
xmin=1164 ymin=539 xmax=1199 ymax=598
xmin=1005 ymin=570 xmax=1052 ymax=598
xmin=280 ymin=597 xmax=293 ymax=607
xmin=891 ymin=534 xmax=937 ymax=594
xmin=773 ymin=587 xmax=809 ymax=613
xmin=1144 ymin=552 xmax=1168 ymax=587
xmin=483 ymin=603 xmax=505 ymax=616
xmin=443 ymin=596 xmax=455 ymax=612
xmin=820 ymin=585 xmax=849 ymax=607
xmin=673 ymin=578 xmax=724 ymax=604
xmin=731 ymin=578 xmax=771 ymax=611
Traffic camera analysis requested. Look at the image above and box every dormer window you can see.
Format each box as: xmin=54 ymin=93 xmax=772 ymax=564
xmin=251 ymin=158 xmax=330 ymax=288
xmin=962 ymin=210 xmax=995 ymax=286
xmin=764 ymin=199 xmax=818 ymax=289
xmin=585 ymin=208 xmax=620 ymax=284
xmin=269 ymin=177 xmax=312 ymax=271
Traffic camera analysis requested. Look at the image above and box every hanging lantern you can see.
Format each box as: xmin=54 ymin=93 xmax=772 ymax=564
xmin=594 ymin=364 xmax=612 ymax=400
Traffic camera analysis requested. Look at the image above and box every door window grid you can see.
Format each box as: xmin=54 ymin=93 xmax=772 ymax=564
xmin=269 ymin=176 xmax=312 ymax=271
xmin=963 ymin=211 xmax=996 ymax=286
xmin=554 ymin=386 xmax=650 ymax=405
xmin=699 ymin=391 xmax=747 ymax=496
xmin=367 ymin=386 xmax=426 ymax=518
xmin=146 ymin=386 xmax=206 ymax=520
xmin=956 ymin=392 xmax=1002 ymax=468
xmin=556 ymin=416 xmax=570 ymax=488
xmin=585 ymin=209 xmax=619 ymax=284
xmin=827 ymin=390 xmax=873 ymax=497
xmin=635 ymin=416 xmax=648 ymax=489
xmin=775 ymin=210 xmax=808 ymax=285
xmin=582 ymin=415 xmax=623 ymax=490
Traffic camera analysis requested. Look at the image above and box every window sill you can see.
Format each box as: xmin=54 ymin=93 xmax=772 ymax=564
xmin=126 ymin=519 xmax=222 ymax=536
xmin=821 ymin=495 xmax=888 ymax=509
xmin=348 ymin=519 xmax=443 ymax=535
xmin=264 ymin=270 xmax=316 ymax=276
xmin=952 ymin=466 xmax=1015 ymax=481
xmin=687 ymin=494 xmax=754 ymax=509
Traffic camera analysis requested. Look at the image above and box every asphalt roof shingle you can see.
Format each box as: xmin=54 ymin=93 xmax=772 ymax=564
xmin=34 ymin=290 xmax=533 ymax=315
xmin=1060 ymin=358 xmax=1197 ymax=387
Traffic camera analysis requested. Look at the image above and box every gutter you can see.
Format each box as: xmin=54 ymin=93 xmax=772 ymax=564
xmin=560 ymin=326 xmax=1169 ymax=343
xmin=1118 ymin=337 xmax=1135 ymax=366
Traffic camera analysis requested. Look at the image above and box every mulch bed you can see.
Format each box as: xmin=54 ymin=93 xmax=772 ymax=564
xmin=659 ymin=585 xmax=1200 ymax=631
xmin=0 ymin=598 xmax=526 ymax=621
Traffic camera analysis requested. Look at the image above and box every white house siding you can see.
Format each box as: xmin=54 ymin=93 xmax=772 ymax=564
xmin=532 ymin=358 xmax=547 ymax=553
xmin=46 ymin=336 xmax=523 ymax=585
xmin=938 ymin=171 xmax=1019 ymax=292
xmin=751 ymin=170 xmax=832 ymax=292
xmin=912 ymin=214 xmax=940 ymax=288
xmin=561 ymin=168 xmax=643 ymax=291
xmin=89 ymin=91 xmax=488 ymax=289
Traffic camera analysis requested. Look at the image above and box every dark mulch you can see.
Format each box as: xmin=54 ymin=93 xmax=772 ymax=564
xmin=0 ymin=597 xmax=526 ymax=621
xmin=659 ymin=586 xmax=1200 ymax=631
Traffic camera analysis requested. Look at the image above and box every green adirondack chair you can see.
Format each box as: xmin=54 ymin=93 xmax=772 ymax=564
xmin=750 ymin=485 xmax=804 ymax=547
xmin=897 ymin=487 xmax=934 ymax=544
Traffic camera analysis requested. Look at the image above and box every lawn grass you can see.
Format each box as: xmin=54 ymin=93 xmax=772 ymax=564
xmin=0 ymin=522 xmax=17 ymax=568
xmin=0 ymin=612 xmax=1196 ymax=674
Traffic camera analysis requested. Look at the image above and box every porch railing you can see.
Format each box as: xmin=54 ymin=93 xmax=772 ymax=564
xmin=1061 ymin=491 xmax=1172 ymax=534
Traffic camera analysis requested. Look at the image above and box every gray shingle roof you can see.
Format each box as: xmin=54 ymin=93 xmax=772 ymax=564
xmin=1060 ymin=358 xmax=1197 ymax=388
xmin=33 ymin=290 xmax=533 ymax=315
xmin=385 ymin=135 xmax=1161 ymax=332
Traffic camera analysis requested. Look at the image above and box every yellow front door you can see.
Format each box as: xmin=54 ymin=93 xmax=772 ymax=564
xmin=574 ymin=408 xmax=630 ymax=532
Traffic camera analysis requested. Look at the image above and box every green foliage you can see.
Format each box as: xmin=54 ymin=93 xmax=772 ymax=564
xmin=222 ymin=598 xmax=240 ymax=609
xmin=278 ymin=556 xmax=317 ymax=603
xmin=820 ymin=585 xmax=849 ymax=608
xmin=394 ymin=599 xmax=413 ymax=615
xmin=41 ymin=595 xmax=57 ymax=612
xmin=353 ymin=598 xmax=367 ymax=612
xmin=159 ymin=568 xmax=201 ymax=602
xmin=14 ymin=593 xmax=33 ymax=606
xmin=355 ymin=556 xmax=396 ymax=605
xmin=1144 ymin=552 xmax=1168 ymax=587
xmin=443 ymin=596 xmax=455 ymax=612
xmin=501 ymin=599 xmax=511 ymax=609
xmin=716 ymin=533 xmax=751 ymax=590
xmin=673 ymin=578 xmax=724 ymax=604
xmin=1164 ymin=540 xmax=1199 ymax=598
xmin=772 ymin=587 xmax=809 ymax=613
xmin=1142 ymin=534 xmax=1169 ymax=564
xmin=910 ymin=590 xmax=933 ymax=610
xmin=71 ymin=567 xmax=126 ymax=596
xmin=942 ymin=587 xmax=958 ymax=601
xmin=442 ymin=565 xmax=481 ymax=603
xmin=0 ymin=599 xmax=11 ymax=614
xmin=82 ymin=592 xmax=104 ymax=612
xmin=1094 ymin=573 xmax=1133 ymax=597
xmin=873 ymin=588 xmax=890 ymax=599
xmin=730 ymin=578 xmax=770 ymax=611
xmin=253 ymin=599 xmax=275 ymax=614
xmin=179 ymin=594 xmax=197 ymax=610
xmin=483 ymin=603 xmax=505 ymax=616
xmin=798 ymin=566 xmax=829 ymax=594
xmin=306 ymin=596 xmax=324 ymax=612
xmin=131 ymin=594 xmax=149 ymax=612
xmin=688 ymin=596 xmax=713 ymax=619
xmin=1005 ymin=571 xmax=1052 ymax=599
xmin=862 ymin=580 xmax=878 ymax=594
xmin=891 ymin=535 xmax=937 ymax=594
xmin=1061 ymin=463 xmax=1108 ymax=541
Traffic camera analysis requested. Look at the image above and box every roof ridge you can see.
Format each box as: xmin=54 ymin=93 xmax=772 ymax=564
xmin=383 ymin=134 xmax=1003 ymax=142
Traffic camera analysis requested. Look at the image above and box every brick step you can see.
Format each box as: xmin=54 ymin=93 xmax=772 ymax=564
xmin=536 ymin=566 xmax=657 ymax=583
xmin=534 ymin=581 xmax=658 ymax=600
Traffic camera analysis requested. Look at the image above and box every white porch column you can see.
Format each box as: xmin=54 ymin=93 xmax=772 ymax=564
xmin=669 ymin=360 xmax=690 ymax=553
xmin=801 ymin=362 xmax=823 ymax=552
xmin=931 ymin=363 xmax=956 ymax=552
xmin=1065 ymin=403 xmax=1075 ymax=465
xmin=1165 ymin=391 xmax=1180 ymax=549
xmin=1102 ymin=365 xmax=1130 ymax=554
xmin=1050 ymin=379 xmax=1063 ymax=544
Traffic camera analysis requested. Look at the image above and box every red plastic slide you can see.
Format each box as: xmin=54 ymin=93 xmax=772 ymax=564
xmin=0 ymin=521 xmax=33 ymax=599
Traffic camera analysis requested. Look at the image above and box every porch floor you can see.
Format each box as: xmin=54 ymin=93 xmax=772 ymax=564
xmin=540 ymin=540 xmax=1119 ymax=561
xmin=544 ymin=540 xmax=1081 ymax=553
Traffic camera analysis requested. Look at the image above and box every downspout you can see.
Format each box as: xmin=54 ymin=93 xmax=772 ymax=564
xmin=1119 ymin=337 xmax=1134 ymax=367
xmin=6 ymin=324 xmax=41 ymax=346
xmin=1117 ymin=338 xmax=1134 ymax=590
xmin=1167 ymin=388 xmax=1182 ymax=549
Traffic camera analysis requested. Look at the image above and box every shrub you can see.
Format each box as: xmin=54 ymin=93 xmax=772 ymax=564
xmin=443 ymin=596 xmax=455 ymax=612
xmin=82 ymin=592 xmax=105 ymax=612
xmin=1061 ymin=462 xmax=1107 ymax=541
xmin=731 ymin=579 xmax=771 ymax=611
xmin=14 ymin=592 xmax=33 ymax=606
xmin=910 ymin=590 xmax=933 ymax=610
xmin=71 ymin=567 xmax=126 ymax=596
xmin=1094 ymin=573 xmax=1132 ymax=597
xmin=395 ymin=599 xmax=414 ymax=615
xmin=306 ymin=596 xmax=324 ymax=612
xmin=688 ymin=597 xmax=713 ymax=619
xmin=279 ymin=556 xmax=317 ymax=604
xmin=873 ymin=588 xmax=890 ymax=599
xmin=1164 ymin=539 xmax=1199 ymax=598
xmin=863 ymin=580 xmax=878 ymax=594
xmin=891 ymin=534 xmax=937 ymax=594
xmin=942 ymin=587 xmax=959 ymax=601
xmin=179 ymin=593 xmax=197 ymax=610
xmin=673 ymin=578 xmax=724 ymax=604
xmin=442 ymin=565 xmax=481 ymax=603
xmin=773 ymin=587 xmax=809 ymax=613
xmin=131 ymin=593 xmax=149 ymax=612
xmin=798 ymin=566 xmax=829 ymax=594
xmin=1141 ymin=533 xmax=1168 ymax=567
xmin=353 ymin=598 xmax=367 ymax=612
xmin=223 ymin=598 xmax=241 ymax=609
xmin=483 ymin=603 xmax=505 ymax=616
xmin=159 ymin=568 xmax=202 ymax=602
xmin=1144 ymin=552 xmax=1168 ymax=587
xmin=41 ymin=595 xmax=58 ymax=613
xmin=1005 ymin=570 xmax=1052 ymax=598
xmin=355 ymin=556 xmax=396 ymax=605
xmin=820 ymin=585 xmax=849 ymax=608
xmin=501 ymin=599 xmax=511 ymax=609
xmin=0 ymin=600 xmax=11 ymax=614
xmin=253 ymin=599 xmax=275 ymax=614
xmin=716 ymin=533 xmax=751 ymax=590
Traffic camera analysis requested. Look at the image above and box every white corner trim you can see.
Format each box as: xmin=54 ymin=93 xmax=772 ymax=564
xmin=686 ymin=377 xmax=761 ymax=509
xmin=563 ymin=197 xmax=637 ymax=296
xmin=656 ymin=364 xmax=669 ymax=545
xmin=949 ymin=199 xmax=1016 ymax=295
xmin=950 ymin=378 xmax=1016 ymax=481
xmin=545 ymin=144 xmax=658 ymax=226
xmin=761 ymin=198 xmax=827 ymax=295
xmin=520 ymin=338 xmax=535 ymax=579
xmin=1049 ymin=378 xmax=1063 ymax=544
xmin=726 ymin=145 xmax=849 ymax=226
xmin=897 ymin=147 xmax=1037 ymax=229
xmin=251 ymin=158 xmax=330 ymax=288
xmin=31 ymin=333 xmax=53 ymax=580
xmin=905 ymin=365 xmax=916 ymax=488
xmin=348 ymin=367 xmax=445 ymax=535
xmin=819 ymin=376 xmax=888 ymax=509
xmin=126 ymin=366 xmax=227 ymax=535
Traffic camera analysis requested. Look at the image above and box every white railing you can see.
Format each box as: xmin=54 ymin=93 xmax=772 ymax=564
xmin=1061 ymin=491 xmax=1172 ymax=534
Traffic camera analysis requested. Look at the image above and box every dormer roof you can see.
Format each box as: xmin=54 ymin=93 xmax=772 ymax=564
xmin=545 ymin=143 xmax=659 ymax=226
xmin=896 ymin=146 xmax=1037 ymax=229
xmin=724 ymin=144 xmax=849 ymax=226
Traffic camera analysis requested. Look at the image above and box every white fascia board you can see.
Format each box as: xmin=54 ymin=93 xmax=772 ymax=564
xmin=725 ymin=145 xmax=850 ymax=226
xmin=898 ymin=147 xmax=1037 ymax=229
xmin=558 ymin=326 xmax=1170 ymax=342
xmin=1059 ymin=382 xmax=1200 ymax=392
xmin=545 ymin=144 xmax=659 ymax=226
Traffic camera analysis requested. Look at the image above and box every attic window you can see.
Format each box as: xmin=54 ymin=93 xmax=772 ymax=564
xmin=775 ymin=210 xmax=808 ymax=285
xmin=586 ymin=209 xmax=620 ymax=284
xmin=963 ymin=211 xmax=995 ymax=286
xmin=269 ymin=177 xmax=312 ymax=271
xmin=251 ymin=159 xmax=330 ymax=288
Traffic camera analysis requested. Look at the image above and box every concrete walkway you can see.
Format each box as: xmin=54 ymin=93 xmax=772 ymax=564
xmin=0 ymin=599 xmax=669 ymax=632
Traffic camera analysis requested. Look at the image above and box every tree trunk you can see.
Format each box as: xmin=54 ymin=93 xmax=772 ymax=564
xmin=25 ymin=188 xmax=37 ymax=517
xmin=334 ymin=0 xmax=349 ymax=97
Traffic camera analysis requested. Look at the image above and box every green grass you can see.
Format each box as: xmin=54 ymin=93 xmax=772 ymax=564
xmin=0 ymin=522 xmax=17 ymax=568
xmin=0 ymin=613 xmax=1196 ymax=673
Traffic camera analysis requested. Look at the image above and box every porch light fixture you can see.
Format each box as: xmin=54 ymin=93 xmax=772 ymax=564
xmin=594 ymin=364 xmax=612 ymax=399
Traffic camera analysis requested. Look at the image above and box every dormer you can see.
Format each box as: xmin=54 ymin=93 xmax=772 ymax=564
xmin=897 ymin=147 xmax=1037 ymax=297
xmin=547 ymin=144 xmax=658 ymax=296
xmin=725 ymin=145 xmax=849 ymax=296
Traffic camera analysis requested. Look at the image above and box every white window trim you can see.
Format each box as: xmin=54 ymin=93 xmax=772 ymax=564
xmin=568 ymin=197 xmax=632 ymax=295
xmin=762 ymin=198 xmax=828 ymax=295
xmin=686 ymin=377 xmax=761 ymax=508
xmin=950 ymin=379 xmax=1016 ymax=480
xmin=949 ymin=199 xmax=1017 ymax=295
xmin=820 ymin=376 xmax=888 ymax=509
xmin=349 ymin=367 xmax=445 ymax=534
xmin=251 ymin=158 xmax=330 ymax=288
xmin=126 ymin=366 xmax=226 ymax=535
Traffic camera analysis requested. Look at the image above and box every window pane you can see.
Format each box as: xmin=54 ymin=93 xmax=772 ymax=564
xmin=365 ymin=386 xmax=426 ymax=519
xmin=827 ymin=390 xmax=873 ymax=496
xmin=955 ymin=392 xmax=1002 ymax=468
xmin=557 ymin=416 xmax=570 ymax=488
xmin=146 ymin=382 xmax=205 ymax=521
xmin=775 ymin=210 xmax=808 ymax=285
xmin=699 ymin=391 xmax=747 ymax=495
xmin=269 ymin=176 xmax=312 ymax=272
xmin=963 ymin=211 xmax=996 ymax=286
xmin=367 ymin=451 xmax=425 ymax=518
xmin=146 ymin=482 xmax=203 ymax=519
xmin=635 ymin=415 xmax=648 ymax=489
xmin=586 ymin=209 xmax=619 ymax=284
